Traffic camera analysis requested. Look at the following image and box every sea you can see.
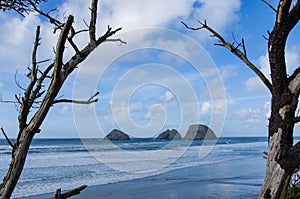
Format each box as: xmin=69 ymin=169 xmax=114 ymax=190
xmin=0 ymin=137 xmax=269 ymax=198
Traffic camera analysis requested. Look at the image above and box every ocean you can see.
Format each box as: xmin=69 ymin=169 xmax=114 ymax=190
xmin=0 ymin=137 xmax=268 ymax=198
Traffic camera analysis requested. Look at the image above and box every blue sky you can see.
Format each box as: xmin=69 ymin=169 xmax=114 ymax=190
xmin=0 ymin=0 xmax=300 ymax=138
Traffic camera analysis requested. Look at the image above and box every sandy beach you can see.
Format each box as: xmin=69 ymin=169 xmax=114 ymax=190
xmin=22 ymin=156 xmax=265 ymax=199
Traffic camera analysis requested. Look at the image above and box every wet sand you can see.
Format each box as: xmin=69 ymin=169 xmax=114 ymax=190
xmin=21 ymin=157 xmax=265 ymax=199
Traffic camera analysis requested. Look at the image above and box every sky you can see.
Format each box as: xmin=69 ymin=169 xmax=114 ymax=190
xmin=0 ymin=0 xmax=300 ymax=138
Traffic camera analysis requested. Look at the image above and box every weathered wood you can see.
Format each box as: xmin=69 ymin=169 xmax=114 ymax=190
xmin=52 ymin=185 xmax=87 ymax=199
xmin=259 ymin=129 xmax=291 ymax=199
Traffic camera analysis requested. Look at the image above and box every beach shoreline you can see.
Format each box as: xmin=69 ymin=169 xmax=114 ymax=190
xmin=20 ymin=156 xmax=265 ymax=199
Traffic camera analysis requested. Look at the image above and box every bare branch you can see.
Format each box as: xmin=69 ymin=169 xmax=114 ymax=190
xmin=241 ymin=38 xmax=247 ymax=58
xmin=53 ymin=92 xmax=99 ymax=105
xmin=53 ymin=15 xmax=74 ymax=79
xmin=181 ymin=21 xmax=203 ymax=30
xmin=0 ymin=0 xmax=46 ymax=16
xmin=67 ymin=28 xmax=81 ymax=54
xmin=260 ymin=0 xmax=277 ymax=13
xmin=1 ymin=128 xmax=14 ymax=148
xmin=182 ymin=20 xmax=273 ymax=92
xmin=14 ymin=70 xmax=25 ymax=91
xmin=89 ymin=0 xmax=98 ymax=43
xmin=27 ymin=26 xmax=40 ymax=100
xmin=36 ymin=59 xmax=51 ymax=65
xmin=96 ymin=26 xmax=122 ymax=46
xmin=28 ymin=1 xmax=67 ymax=32
xmin=52 ymin=185 xmax=87 ymax=199
xmin=105 ymin=38 xmax=127 ymax=44
xmin=14 ymin=94 xmax=22 ymax=104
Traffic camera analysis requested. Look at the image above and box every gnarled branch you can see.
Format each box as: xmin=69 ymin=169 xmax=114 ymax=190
xmin=182 ymin=20 xmax=273 ymax=92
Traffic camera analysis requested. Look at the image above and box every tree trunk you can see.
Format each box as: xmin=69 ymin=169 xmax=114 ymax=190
xmin=259 ymin=128 xmax=292 ymax=199
xmin=0 ymin=130 xmax=35 ymax=199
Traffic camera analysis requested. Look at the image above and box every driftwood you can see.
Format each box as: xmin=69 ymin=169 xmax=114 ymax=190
xmin=52 ymin=185 xmax=87 ymax=199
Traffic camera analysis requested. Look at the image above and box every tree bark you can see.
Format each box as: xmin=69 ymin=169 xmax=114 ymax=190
xmin=260 ymin=128 xmax=292 ymax=199
xmin=0 ymin=130 xmax=34 ymax=199
xmin=259 ymin=1 xmax=300 ymax=197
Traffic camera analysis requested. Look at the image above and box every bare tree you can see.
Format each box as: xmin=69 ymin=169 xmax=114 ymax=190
xmin=183 ymin=0 xmax=300 ymax=198
xmin=0 ymin=0 xmax=124 ymax=198
xmin=0 ymin=0 xmax=46 ymax=16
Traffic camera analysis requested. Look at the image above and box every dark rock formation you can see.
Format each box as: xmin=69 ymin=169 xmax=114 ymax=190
xmin=104 ymin=129 xmax=130 ymax=140
xmin=184 ymin=124 xmax=217 ymax=140
xmin=156 ymin=129 xmax=182 ymax=140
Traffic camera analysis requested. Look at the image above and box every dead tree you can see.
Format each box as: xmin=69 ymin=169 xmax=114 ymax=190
xmin=183 ymin=0 xmax=300 ymax=198
xmin=0 ymin=0 xmax=124 ymax=198
xmin=0 ymin=0 xmax=46 ymax=16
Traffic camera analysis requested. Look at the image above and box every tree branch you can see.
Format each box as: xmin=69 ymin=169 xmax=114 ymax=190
xmin=29 ymin=1 xmax=64 ymax=29
xmin=276 ymin=0 xmax=293 ymax=23
xmin=89 ymin=0 xmax=97 ymax=43
xmin=52 ymin=92 xmax=99 ymax=105
xmin=105 ymin=38 xmax=127 ymax=44
xmin=96 ymin=26 xmax=123 ymax=46
xmin=260 ymin=0 xmax=277 ymax=13
xmin=52 ymin=185 xmax=87 ymax=199
xmin=182 ymin=20 xmax=273 ymax=92
xmin=1 ymin=128 xmax=14 ymax=148
xmin=53 ymin=15 xmax=74 ymax=80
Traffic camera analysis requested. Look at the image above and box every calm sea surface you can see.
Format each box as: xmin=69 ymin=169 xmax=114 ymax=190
xmin=0 ymin=137 xmax=269 ymax=198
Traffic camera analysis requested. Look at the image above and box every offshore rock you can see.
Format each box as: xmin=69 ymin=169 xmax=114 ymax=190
xmin=184 ymin=124 xmax=217 ymax=140
xmin=104 ymin=129 xmax=130 ymax=140
xmin=156 ymin=129 xmax=182 ymax=140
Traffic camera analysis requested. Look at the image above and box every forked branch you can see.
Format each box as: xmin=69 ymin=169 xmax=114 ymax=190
xmin=182 ymin=20 xmax=273 ymax=92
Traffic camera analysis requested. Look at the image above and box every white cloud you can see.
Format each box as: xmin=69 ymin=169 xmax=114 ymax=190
xmin=60 ymin=105 xmax=70 ymax=115
xmin=188 ymin=0 xmax=241 ymax=39
xmin=200 ymin=101 xmax=211 ymax=114
xmin=220 ymin=65 xmax=238 ymax=80
xmin=160 ymin=91 xmax=174 ymax=102
xmin=235 ymin=101 xmax=270 ymax=128
xmin=0 ymin=81 xmax=3 ymax=88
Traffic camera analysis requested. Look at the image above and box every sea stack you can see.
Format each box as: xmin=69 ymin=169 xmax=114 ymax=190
xmin=184 ymin=124 xmax=217 ymax=140
xmin=156 ymin=129 xmax=182 ymax=140
xmin=104 ymin=129 xmax=130 ymax=140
